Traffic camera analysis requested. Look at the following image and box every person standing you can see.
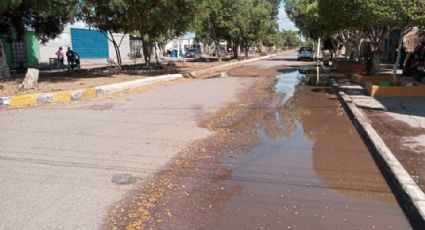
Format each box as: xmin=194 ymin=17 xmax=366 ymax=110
xmin=55 ymin=47 xmax=64 ymax=69
xmin=66 ymin=47 xmax=76 ymax=70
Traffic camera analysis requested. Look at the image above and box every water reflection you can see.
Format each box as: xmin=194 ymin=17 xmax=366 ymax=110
xmin=218 ymin=71 xmax=411 ymax=230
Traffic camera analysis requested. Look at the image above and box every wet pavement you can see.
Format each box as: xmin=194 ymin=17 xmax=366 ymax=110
xmin=212 ymin=71 xmax=411 ymax=229
xmin=107 ymin=64 xmax=413 ymax=229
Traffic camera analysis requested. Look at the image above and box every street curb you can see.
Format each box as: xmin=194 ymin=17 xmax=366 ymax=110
xmin=0 ymin=74 xmax=183 ymax=107
xmin=331 ymin=79 xmax=425 ymax=229
xmin=0 ymin=54 xmax=278 ymax=107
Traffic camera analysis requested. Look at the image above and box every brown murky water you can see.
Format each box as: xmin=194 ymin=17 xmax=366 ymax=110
xmin=211 ymin=72 xmax=411 ymax=229
xmin=109 ymin=70 xmax=412 ymax=230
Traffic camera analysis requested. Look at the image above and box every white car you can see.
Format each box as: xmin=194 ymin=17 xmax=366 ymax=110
xmin=297 ymin=46 xmax=314 ymax=61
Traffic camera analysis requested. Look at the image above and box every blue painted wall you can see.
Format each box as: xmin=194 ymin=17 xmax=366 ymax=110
xmin=71 ymin=28 xmax=109 ymax=59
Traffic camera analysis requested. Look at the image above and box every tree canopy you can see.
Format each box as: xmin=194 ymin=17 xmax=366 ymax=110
xmin=287 ymin=0 xmax=425 ymax=75
xmin=127 ymin=0 xmax=199 ymax=64
xmin=1 ymin=0 xmax=78 ymax=78
xmin=0 ymin=0 xmax=78 ymax=43
xmin=195 ymin=0 xmax=277 ymax=59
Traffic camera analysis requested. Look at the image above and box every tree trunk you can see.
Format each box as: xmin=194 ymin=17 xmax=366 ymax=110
xmin=141 ymin=35 xmax=152 ymax=68
xmin=215 ymin=39 xmax=221 ymax=62
xmin=0 ymin=39 xmax=11 ymax=78
xmin=244 ymin=42 xmax=251 ymax=57
xmin=18 ymin=68 xmax=39 ymax=91
xmin=108 ymin=32 xmax=122 ymax=66
xmin=316 ymin=37 xmax=321 ymax=61
xmin=114 ymin=44 xmax=122 ymax=66
xmin=232 ymin=42 xmax=239 ymax=59
xmin=370 ymin=51 xmax=382 ymax=76
xmin=154 ymin=42 xmax=160 ymax=64
xmin=393 ymin=34 xmax=404 ymax=83
xmin=203 ymin=43 xmax=208 ymax=54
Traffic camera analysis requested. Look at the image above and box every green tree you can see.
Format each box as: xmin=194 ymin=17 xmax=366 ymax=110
xmin=231 ymin=0 xmax=275 ymax=57
xmin=196 ymin=0 xmax=277 ymax=59
xmin=318 ymin=0 xmax=391 ymax=75
xmin=319 ymin=0 xmax=425 ymax=76
xmin=265 ymin=0 xmax=282 ymax=19
xmin=281 ymin=30 xmax=302 ymax=48
xmin=390 ymin=0 xmax=425 ymax=80
xmin=285 ymin=0 xmax=328 ymax=40
xmin=128 ymin=0 xmax=198 ymax=66
xmin=80 ymin=0 xmax=130 ymax=66
xmin=286 ymin=0 xmax=332 ymax=60
xmin=0 ymin=0 xmax=78 ymax=78
xmin=195 ymin=0 xmax=240 ymax=61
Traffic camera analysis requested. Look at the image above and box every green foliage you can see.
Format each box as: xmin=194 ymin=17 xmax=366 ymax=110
xmin=281 ymin=30 xmax=302 ymax=47
xmin=80 ymin=0 xmax=130 ymax=65
xmin=265 ymin=0 xmax=282 ymax=19
xmin=127 ymin=0 xmax=199 ymax=64
xmin=285 ymin=0 xmax=328 ymax=39
xmin=81 ymin=0 xmax=129 ymax=33
xmin=232 ymin=0 xmax=276 ymax=56
xmin=0 ymin=0 xmax=78 ymax=43
xmin=195 ymin=0 xmax=277 ymax=58
xmin=318 ymin=0 xmax=425 ymax=75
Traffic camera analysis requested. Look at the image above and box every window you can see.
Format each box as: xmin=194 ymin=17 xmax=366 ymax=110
xmin=11 ymin=41 xmax=26 ymax=62
xmin=299 ymin=47 xmax=312 ymax=52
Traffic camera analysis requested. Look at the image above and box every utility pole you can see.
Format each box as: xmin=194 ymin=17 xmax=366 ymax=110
xmin=178 ymin=38 xmax=181 ymax=58
xmin=316 ymin=38 xmax=321 ymax=61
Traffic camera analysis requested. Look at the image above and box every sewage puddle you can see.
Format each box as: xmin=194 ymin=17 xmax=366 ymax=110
xmin=215 ymin=71 xmax=412 ymax=229
xmin=116 ymin=71 xmax=412 ymax=230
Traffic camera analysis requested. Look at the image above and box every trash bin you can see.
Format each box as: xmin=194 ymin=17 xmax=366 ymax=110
xmin=171 ymin=50 xmax=178 ymax=58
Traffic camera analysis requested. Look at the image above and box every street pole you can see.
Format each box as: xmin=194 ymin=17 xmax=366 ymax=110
xmin=178 ymin=38 xmax=181 ymax=58
xmin=316 ymin=38 xmax=321 ymax=61
xmin=317 ymin=38 xmax=321 ymax=84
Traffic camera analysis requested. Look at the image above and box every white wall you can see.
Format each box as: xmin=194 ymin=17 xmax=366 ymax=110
xmin=38 ymin=24 xmax=72 ymax=63
xmin=108 ymin=33 xmax=130 ymax=61
xmin=38 ymin=23 xmax=130 ymax=63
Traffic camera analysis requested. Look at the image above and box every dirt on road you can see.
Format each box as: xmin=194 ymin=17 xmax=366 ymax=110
xmin=103 ymin=59 xmax=411 ymax=229
xmin=366 ymin=109 xmax=425 ymax=191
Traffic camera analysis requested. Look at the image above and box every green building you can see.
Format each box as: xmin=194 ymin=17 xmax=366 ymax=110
xmin=0 ymin=31 xmax=39 ymax=69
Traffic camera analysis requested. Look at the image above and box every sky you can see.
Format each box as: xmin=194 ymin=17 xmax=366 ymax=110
xmin=278 ymin=1 xmax=298 ymax=31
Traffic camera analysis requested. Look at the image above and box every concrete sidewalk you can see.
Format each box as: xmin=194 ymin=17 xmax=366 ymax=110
xmin=332 ymin=78 xmax=425 ymax=229
xmin=1 ymin=55 xmax=277 ymax=108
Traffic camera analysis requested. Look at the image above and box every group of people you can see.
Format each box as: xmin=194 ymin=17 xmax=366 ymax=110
xmin=55 ymin=47 xmax=80 ymax=70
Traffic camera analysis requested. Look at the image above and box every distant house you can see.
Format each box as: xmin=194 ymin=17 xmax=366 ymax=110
xmin=38 ymin=24 xmax=130 ymax=64
xmin=0 ymin=30 xmax=39 ymax=68
xmin=1 ymin=23 xmax=131 ymax=68
xmin=165 ymin=33 xmax=201 ymax=53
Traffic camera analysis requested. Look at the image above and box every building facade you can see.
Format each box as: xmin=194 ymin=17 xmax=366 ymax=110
xmin=0 ymin=31 xmax=39 ymax=68
xmin=38 ymin=24 xmax=130 ymax=64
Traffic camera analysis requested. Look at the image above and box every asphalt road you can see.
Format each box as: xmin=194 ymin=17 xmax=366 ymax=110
xmin=0 ymin=74 xmax=257 ymax=229
xmin=0 ymin=56 xmax=412 ymax=230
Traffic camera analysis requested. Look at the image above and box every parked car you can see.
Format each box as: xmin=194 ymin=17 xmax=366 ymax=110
xmin=185 ymin=48 xmax=202 ymax=58
xmin=297 ymin=46 xmax=314 ymax=61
